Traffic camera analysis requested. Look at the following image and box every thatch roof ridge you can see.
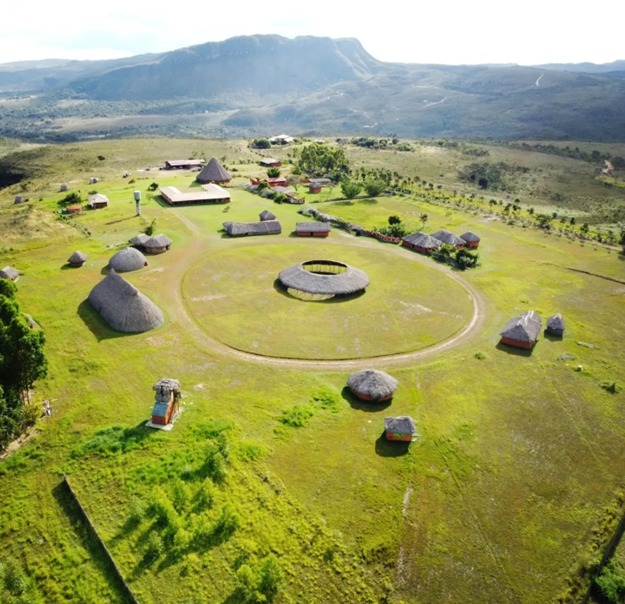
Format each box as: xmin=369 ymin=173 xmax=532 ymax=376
xmin=431 ymin=229 xmax=465 ymax=246
xmin=196 ymin=157 xmax=231 ymax=183
xmin=109 ymin=247 xmax=148 ymax=272
xmin=348 ymin=369 xmax=398 ymax=401
xmin=88 ymin=270 xmax=163 ymax=333
xmin=223 ymin=220 xmax=281 ymax=236
xmin=279 ymin=262 xmax=369 ymax=295
xmin=296 ymin=221 xmax=331 ymax=232
xmin=500 ymin=310 xmax=542 ymax=342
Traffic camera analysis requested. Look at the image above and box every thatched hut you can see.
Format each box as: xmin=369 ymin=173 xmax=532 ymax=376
xmin=88 ymin=270 xmax=163 ymax=333
xmin=88 ymin=193 xmax=109 ymax=209
xmin=499 ymin=310 xmax=542 ymax=349
xmin=223 ymin=220 xmax=281 ymax=237
xmin=196 ymin=157 xmax=231 ymax=184
xmin=259 ymin=210 xmax=276 ymax=221
xmin=60 ymin=183 xmax=69 ymax=192
xmin=14 ymin=195 xmax=25 ymax=204
xmin=0 ymin=266 xmax=20 ymax=282
xmin=348 ymin=369 xmax=398 ymax=402
xmin=151 ymin=378 xmax=181 ymax=426
xmin=546 ymin=313 xmax=565 ymax=337
xmin=65 ymin=204 xmax=82 ymax=214
xmin=431 ymin=229 xmax=466 ymax=247
xmin=384 ymin=416 xmax=417 ymax=442
xmin=460 ymin=231 xmax=480 ymax=248
xmin=402 ymin=232 xmax=442 ymax=255
xmin=129 ymin=233 xmax=151 ymax=248
xmin=143 ymin=234 xmax=172 ymax=254
xmin=67 ymin=251 xmax=88 ymax=267
xmin=108 ymin=247 xmax=148 ymax=272
xmin=295 ymin=222 xmax=331 ymax=237
xmin=279 ymin=260 xmax=369 ymax=299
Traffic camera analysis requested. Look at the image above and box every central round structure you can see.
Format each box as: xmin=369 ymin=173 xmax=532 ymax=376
xmin=278 ymin=259 xmax=369 ymax=300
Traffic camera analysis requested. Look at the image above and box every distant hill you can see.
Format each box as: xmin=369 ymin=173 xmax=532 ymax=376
xmin=1 ymin=35 xmax=625 ymax=141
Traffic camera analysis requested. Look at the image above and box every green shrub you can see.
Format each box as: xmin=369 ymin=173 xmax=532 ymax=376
xmin=596 ymin=561 xmax=625 ymax=602
xmin=278 ymin=405 xmax=314 ymax=427
xmin=145 ymin=531 xmax=163 ymax=561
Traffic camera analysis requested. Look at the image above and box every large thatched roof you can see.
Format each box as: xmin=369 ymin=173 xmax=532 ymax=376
xmin=500 ymin=310 xmax=542 ymax=342
xmin=296 ymin=222 xmax=331 ymax=233
xmin=223 ymin=220 xmax=282 ymax=236
xmin=144 ymin=234 xmax=173 ymax=252
xmin=348 ymin=369 xmax=398 ymax=401
xmin=0 ymin=266 xmax=20 ymax=281
xmin=402 ymin=232 xmax=442 ymax=249
xmin=431 ymin=229 xmax=466 ymax=246
xmin=196 ymin=157 xmax=231 ymax=183
xmin=384 ymin=416 xmax=416 ymax=435
xmin=88 ymin=270 xmax=163 ymax=333
xmin=109 ymin=247 xmax=148 ymax=272
xmin=68 ymin=251 xmax=88 ymax=266
xmin=279 ymin=260 xmax=369 ymax=296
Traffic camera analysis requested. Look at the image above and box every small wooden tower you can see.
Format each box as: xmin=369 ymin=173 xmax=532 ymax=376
xmin=150 ymin=378 xmax=181 ymax=427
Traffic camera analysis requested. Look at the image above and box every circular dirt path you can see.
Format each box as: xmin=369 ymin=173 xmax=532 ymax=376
xmin=162 ymin=210 xmax=487 ymax=370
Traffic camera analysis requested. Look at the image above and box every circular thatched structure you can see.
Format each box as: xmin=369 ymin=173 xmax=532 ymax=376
xmin=347 ymin=369 xmax=398 ymax=401
xmin=109 ymin=247 xmax=148 ymax=272
xmin=143 ymin=234 xmax=172 ymax=254
xmin=68 ymin=251 xmax=87 ymax=267
xmin=88 ymin=270 xmax=163 ymax=333
xmin=278 ymin=260 xmax=369 ymax=300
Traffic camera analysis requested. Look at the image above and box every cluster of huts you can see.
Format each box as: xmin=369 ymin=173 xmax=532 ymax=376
xmin=499 ymin=310 xmax=565 ymax=349
xmin=402 ymin=229 xmax=480 ymax=254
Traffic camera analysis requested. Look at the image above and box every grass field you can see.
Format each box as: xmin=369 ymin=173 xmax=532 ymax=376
xmin=1 ymin=138 xmax=625 ymax=603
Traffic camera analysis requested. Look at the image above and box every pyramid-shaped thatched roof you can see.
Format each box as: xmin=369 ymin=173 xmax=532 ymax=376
xmin=431 ymin=229 xmax=466 ymax=246
xmin=402 ymin=232 xmax=443 ymax=250
xmin=109 ymin=247 xmax=148 ymax=272
xmin=88 ymin=270 xmax=163 ymax=333
xmin=546 ymin=313 xmax=565 ymax=332
xmin=68 ymin=251 xmax=88 ymax=266
xmin=0 ymin=266 xmax=20 ymax=281
xmin=384 ymin=416 xmax=416 ymax=435
xmin=259 ymin=210 xmax=276 ymax=221
xmin=196 ymin=157 xmax=231 ymax=184
xmin=348 ymin=369 xmax=398 ymax=401
xmin=129 ymin=233 xmax=150 ymax=247
xmin=460 ymin=231 xmax=480 ymax=243
xmin=500 ymin=310 xmax=542 ymax=342
xmin=144 ymin=234 xmax=173 ymax=251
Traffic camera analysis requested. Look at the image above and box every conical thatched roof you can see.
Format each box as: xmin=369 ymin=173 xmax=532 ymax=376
xmin=129 ymin=233 xmax=150 ymax=247
xmin=109 ymin=247 xmax=148 ymax=272
xmin=88 ymin=270 xmax=163 ymax=333
xmin=68 ymin=251 xmax=88 ymax=266
xmin=347 ymin=369 xmax=398 ymax=401
xmin=0 ymin=266 xmax=20 ymax=281
xmin=460 ymin=231 xmax=480 ymax=243
xmin=144 ymin=234 xmax=172 ymax=252
xmin=196 ymin=157 xmax=231 ymax=183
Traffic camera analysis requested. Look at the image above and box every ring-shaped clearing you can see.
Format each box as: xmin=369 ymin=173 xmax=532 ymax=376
xmin=182 ymin=243 xmax=474 ymax=360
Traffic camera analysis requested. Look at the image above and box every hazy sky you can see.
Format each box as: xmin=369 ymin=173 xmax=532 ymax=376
xmin=1 ymin=0 xmax=623 ymax=66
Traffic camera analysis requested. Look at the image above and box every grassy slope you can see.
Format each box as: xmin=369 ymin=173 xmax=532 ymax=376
xmin=0 ymin=138 xmax=624 ymax=603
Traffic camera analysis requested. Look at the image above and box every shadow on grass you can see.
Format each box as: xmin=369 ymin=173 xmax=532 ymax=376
xmin=272 ymin=279 xmax=366 ymax=304
xmin=375 ymin=431 xmax=411 ymax=457
xmin=105 ymin=215 xmax=140 ymax=226
xmin=495 ymin=342 xmax=534 ymax=357
xmin=543 ymin=330 xmax=563 ymax=342
xmin=341 ymin=387 xmax=392 ymax=412
xmin=77 ymin=299 xmax=131 ymax=342
xmin=60 ymin=263 xmax=81 ymax=270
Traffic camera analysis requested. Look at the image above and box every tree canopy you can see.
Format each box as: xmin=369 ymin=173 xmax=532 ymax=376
xmin=296 ymin=143 xmax=350 ymax=181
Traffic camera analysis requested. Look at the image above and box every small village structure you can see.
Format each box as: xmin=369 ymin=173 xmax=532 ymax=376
xmin=196 ymin=157 xmax=231 ymax=184
xmin=67 ymin=251 xmax=88 ymax=267
xmin=160 ymin=184 xmax=231 ymax=205
xmin=223 ymin=220 xmax=282 ymax=237
xmin=164 ymin=159 xmax=205 ymax=170
xmin=460 ymin=231 xmax=481 ymax=248
xmin=271 ymin=186 xmax=304 ymax=204
xmin=295 ymin=222 xmax=331 ymax=237
xmin=259 ymin=210 xmax=276 ymax=221
xmin=14 ymin=195 xmax=26 ymax=204
xmin=279 ymin=260 xmax=369 ymax=300
xmin=431 ymin=229 xmax=466 ymax=247
xmin=65 ymin=204 xmax=82 ymax=214
xmin=269 ymin=134 xmax=294 ymax=145
xmin=88 ymin=193 xmax=109 ymax=209
xmin=148 ymin=378 xmax=181 ymax=429
xmin=88 ymin=270 xmax=163 ymax=333
xmin=143 ymin=234 xmax=173 ymax=255
xmin=384 ymin=416 xmax=417 ymax=442
xmin=499 ymin=310 xmax=542 ymax=349
xmin=250 ymin=176 xmax=287 ymax=188
xmin=259 ymin=158 xmax=281 ymax=168
xmin=89 ymin=177 xmax=99 ymax=184
xmin=348 ymin=369 xmax=398 ymax=402
xmin=546 ymin=313 xmax=565 ymax=337
xmin=402 ymin=232 xmax=443 ymax=255
xmin=108 ymin=247 xmax=148 ymax=272
xmin=0 ymin=266 xmax=20 ymax=281
xmin=60 ymin=183 xmax=69 ymax=192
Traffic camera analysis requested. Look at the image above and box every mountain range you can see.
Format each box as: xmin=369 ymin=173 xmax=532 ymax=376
xmin=1 ymin=35 xmax=624 ymax=141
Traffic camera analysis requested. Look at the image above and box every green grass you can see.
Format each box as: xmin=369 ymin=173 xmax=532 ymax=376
xmin=1 ymin=138 xmax=625 ymax=603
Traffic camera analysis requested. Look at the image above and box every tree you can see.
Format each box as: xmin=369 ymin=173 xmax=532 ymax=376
xmin=340 ymin=178 xmax=361 ymax=200
xmin=267 ymin=167 xmax=281 ymax=178
xmin=420 ymin=214 xmax=429 ymax=229
xmin=454 ymin=248 xmax=479 ymax=270
xmin=252 ymin=138 xmax=271 ymax=149
xmin=58 ymin=191 xmax=82 ymax=207
xmin=296 ymin=143 xmax=350 ymax=181
xmin=363 ymin=177 xmax=385 ymax=198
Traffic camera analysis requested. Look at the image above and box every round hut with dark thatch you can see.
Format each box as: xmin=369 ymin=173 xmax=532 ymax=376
xmin=460 ymin=231 xmax=481 ymax=248
xmin=60 ymin=183 xmax=69 ymax=192
xmin=546 ymin=313 xmax=565 ymax=337
xmin=67 ymin=251 xmax=88 ymax=267
xmin=0 ymin=266 xmax=20 ymax=282
xmin=196 ymin=157 xmax=231 ymax=184
xmin=259 ymin=210 xmax=277 ymax=221
xmin=278 ymin=260 xmax=369 ymax=300
xmin=129 ymin=233 xmax=150 ymax=248
xmin=108 ymin=247 xmax=148 ymax=272
xmin=143 ymin=234 xmax=172 ymax=254
xmin=88 ymin=270 xmax=163 ymax=333
xmin=348 ymin=369 xmax=398 ymax=402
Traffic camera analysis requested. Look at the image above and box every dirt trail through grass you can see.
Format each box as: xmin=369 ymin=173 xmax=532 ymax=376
xmin=164 ymin=209 xmax=487 ymax=369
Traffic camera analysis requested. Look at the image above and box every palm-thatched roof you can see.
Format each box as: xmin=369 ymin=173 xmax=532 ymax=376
xmin=500 ymin=310 xmax=542 ymax=342
xmin=109 ymin=247 xmax=148 ymax=272
xmin=0 ymin=266 xmax=20 ymax=281
xmin=144 ymin=234 xmax=173 ymax=252
xmin=223 ymin=220 xmax=282 ymax=236
xmin=431 ymin=229 xmax=466 ymax=246
xmin=196 ymin=157 xmax=231 ymax=183
xmin=279 ymin=260 xmax=369 ymax=296
xmin=259 ymin=210 xmax=276 ymax=221
xmin=384 ymin=416 xmax=416 ymax=435
xmin=348 ymin=369 xmax=398 ymax=401
xmin=68 ymin=251 xmax=88 ymax=266
xmin=129 ymin=233 xmax=151 ymax=247
xmin=460 ymin=231 xmax=480 ymax=243
xmin=88 ymin=270 xmax=163 ymax=333
xmin=402 ymin=232 xmax=443 ymax=249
